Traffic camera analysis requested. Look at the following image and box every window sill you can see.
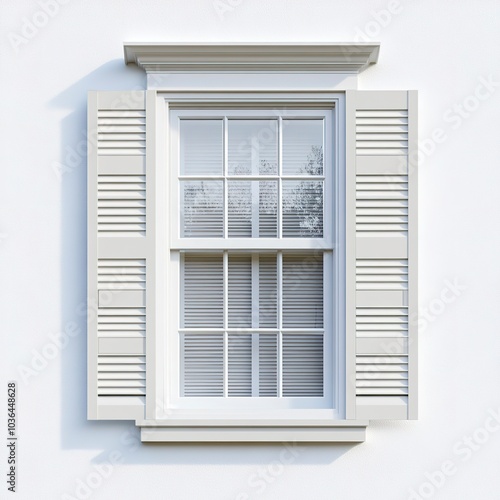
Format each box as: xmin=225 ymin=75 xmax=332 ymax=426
xmin=136 ymin=419 xmax=368 ymax=443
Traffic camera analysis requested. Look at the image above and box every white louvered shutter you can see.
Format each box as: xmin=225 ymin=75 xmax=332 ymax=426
xmin=346 ymin=90 xmax=418 ymax=420
xmin=88 ymin=91 xmax=155 ymax=420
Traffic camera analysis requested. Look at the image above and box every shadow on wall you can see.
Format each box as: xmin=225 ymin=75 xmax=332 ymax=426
xmin=53 ymin=59 xmax=144 ymax=453
xmin=53 ymin=58 xmax=357 ymax=466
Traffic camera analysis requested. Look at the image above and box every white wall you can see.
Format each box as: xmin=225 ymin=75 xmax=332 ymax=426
xmin=2 ymin=0 xmax=500 ymax=499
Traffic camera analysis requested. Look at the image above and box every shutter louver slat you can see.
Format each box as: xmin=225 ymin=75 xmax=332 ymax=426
xmin=355 ymin=173 xmax=408 ymax=232
xmin=356 ymin=354 xmax=408 ymax=396
xmin=97 ymin=110 xmax=146 ymax=156
xmin=97 ymin=259 xmax=146 ymax=290
xmin=98 ymin=174 xmax=146 ymax=236
xmin=355 ymin=109 xmax=408 ymax=156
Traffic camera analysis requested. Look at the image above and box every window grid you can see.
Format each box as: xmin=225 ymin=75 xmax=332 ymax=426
xmin=175 ymin=110 xmax=332 ymax=402
xmin=179 ymin=116 xmax=325 ymax=241
xmin=180 ymin=250 xmax=324 ymax=398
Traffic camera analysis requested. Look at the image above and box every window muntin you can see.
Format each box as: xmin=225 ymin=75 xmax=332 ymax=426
xmin=169 ymin=108 xmax=335 ymax=411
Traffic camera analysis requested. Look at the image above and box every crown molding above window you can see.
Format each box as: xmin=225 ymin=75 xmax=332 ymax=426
xmin=123 ymin=42 xmax=380 ymax=74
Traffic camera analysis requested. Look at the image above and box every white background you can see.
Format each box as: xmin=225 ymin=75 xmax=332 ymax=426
xmin=1 ymin=1 xmax=500 ymax=499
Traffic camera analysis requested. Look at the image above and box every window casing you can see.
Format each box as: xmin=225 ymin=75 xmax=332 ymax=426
xmin=166 ymin=107 xmax=340 ymax=414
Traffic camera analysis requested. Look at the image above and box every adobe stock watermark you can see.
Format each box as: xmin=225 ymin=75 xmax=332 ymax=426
xmin=17 ymin=320 xmax=82 ymax=385
xmin=60 ymin=425 xmax=140 ymax=500
xmin=52 ymin=90 xmax=145 ymax=180
xmin=233 ymin=442 xmax=301 ymax=499
xmin=348 ymin=276 xmax=467 ymax=390
xmin=380 ymin=75 xmax=499 ymax=184
xmin=52 ymin=130 xmax=94 ymax=181
xmin=16 ymin=287 xmax=120 ymax=385
xmin=412 ymin=277 xmax=467 ymax=333
xmin=411 ymin=75 xmax=499 ymax=169
xmin=61 ymin=398 xmax=174 ymax=499
xmin=213 ymin=0 xmax=243 ymax=21
xmin=408 ymin=406 xmax=500 ymax=500
xmin=8 ymin=0 xmax=72 ymax=53
xmin=60 ymin=450 xmax=125 ymax=500
xmin=443 ymin=75 xmax=500 ymax=130
xmin=352 ymin=0 xmax=403 ymax=42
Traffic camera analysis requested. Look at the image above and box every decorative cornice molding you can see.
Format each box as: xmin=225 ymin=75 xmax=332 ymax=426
xmin=123 ymin=42 xmax=380 ymax=74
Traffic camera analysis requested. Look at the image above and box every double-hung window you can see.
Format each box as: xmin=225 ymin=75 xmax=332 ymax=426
xmin=87 ymin=43 xmax=418 ymax=442
xmin=168 ymin=109 xmax=335 ymax=412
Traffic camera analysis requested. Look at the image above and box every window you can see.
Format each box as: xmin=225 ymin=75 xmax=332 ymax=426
xmin=167 ymin=110 xmax=335 ymax=412
xmin=88 ymin=43 xmax=418 ymax=442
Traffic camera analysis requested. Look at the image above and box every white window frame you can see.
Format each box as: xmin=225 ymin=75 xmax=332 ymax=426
xmin=167 ymin=108 xmax=334 ymax=414
xmin=169 ymin=108 xmax=333 ymax=250
xmin=153 ymin=94 xmax=346 ymax=422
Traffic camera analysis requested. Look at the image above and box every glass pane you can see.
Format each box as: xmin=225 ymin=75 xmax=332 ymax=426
xmin=181 ymin=181 xmax=223 ymax=237
xmin=228 ymin=334 xmax=252 ymax=397
xmin=227 ymin=181 xmax=251 ymax=237
xmin=282 ymin=334 xmax=323 ymax=397
xmin=181 ymin=333 xmax=224 ymax=397
xmin=228 ymin=120 xmax=278 ymax=175
xmin=282 ymin=180 xmax=323 ymax=237
xmin=259 ymin=181 xmax=278 ymax=237
xmin=282 ymin=120 xmax=323 ymax=175
xmin=228 ymin=254 xmax=252 ymax=328
xmin=227 ymin=333 xmax=278 ymax=397
xmin=180 ymin=120 xmax=223 ymax=175
xmin=282 ymin=253 xmax=323 ymax=328
xmin=228 ymin=181 xmax=278 ymax=237
xmin=258 ymin=334 xmax=278 ymax=397
xmin=259 ymin=254 xmax=277 ymax=328
xmin=182 ymin=254 xmax=223 ymax=328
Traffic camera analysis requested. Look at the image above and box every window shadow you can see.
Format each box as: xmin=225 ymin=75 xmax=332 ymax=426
xmin=53 ymin=59 xmax=144 ymax=453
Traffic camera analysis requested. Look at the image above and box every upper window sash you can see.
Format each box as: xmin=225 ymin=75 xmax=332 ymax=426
xmin=169 ymin=108 xmax=334 ymax=250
